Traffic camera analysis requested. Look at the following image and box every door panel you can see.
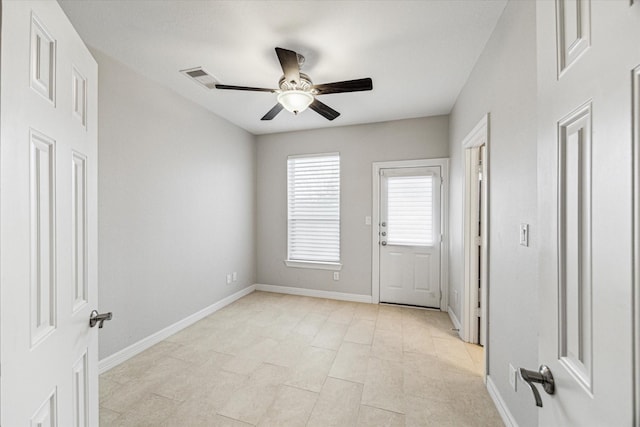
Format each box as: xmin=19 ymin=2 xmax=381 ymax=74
xmin=535 ymin=0 xmax=638 ymax=424
xmin=1 ymin=2 xmax=99 ymax=425
xmin=413 ymin=253 xmax=433 ymax=291
xmin=379 ymin=167 xmax=441 ymax=307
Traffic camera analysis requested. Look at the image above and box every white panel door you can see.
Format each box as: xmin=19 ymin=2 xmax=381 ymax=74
xmin=534 ymin=0 xmax=639 ymax=424
xmin=1 ymin=2 xmax=99 ymax=426
xmin=379 ymin=167 xmax=441 ymax=308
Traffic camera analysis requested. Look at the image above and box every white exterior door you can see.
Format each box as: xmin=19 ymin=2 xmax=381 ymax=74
xmin=534 ymin=1 xmax=639 ymax=424
xmin=379 ymin=166 xmax=442 ymax=308
xmin=1 ymin=1 xmax=99 ymax=426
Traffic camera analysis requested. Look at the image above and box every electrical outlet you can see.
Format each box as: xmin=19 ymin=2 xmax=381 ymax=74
xmin=232 ymin=272 xmax=237 ymax=282
xmin=226 ymin=274 xmax=232 ymax=284
xmin=509 ymin=363 xmax=518 ymax=391
xmin=333 ymin=272 xmax=340 ymax=281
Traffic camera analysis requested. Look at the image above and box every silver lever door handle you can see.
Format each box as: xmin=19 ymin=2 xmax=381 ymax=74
xmin=519 ymin=365 xmax=555 ymax=407
xmin=89 ymin=310 xmax=113 ymax=328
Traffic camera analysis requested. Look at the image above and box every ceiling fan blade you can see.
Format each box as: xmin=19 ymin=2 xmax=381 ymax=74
xmin=313 ymin=78 xmax=373 ymax=95
xmin=215 ymin=84 xmax=276 ymax=93
xmin=275 ymin=47 xmax=300 ymax=85
xmin=309 ymin=99 xmax=340 ymax=121
xmin=261 ymin=103 xmax=284 ymax=120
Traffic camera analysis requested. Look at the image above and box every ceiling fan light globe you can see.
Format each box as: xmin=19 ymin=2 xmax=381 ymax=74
xmin=277 ymin=90 xmax=314 ymax=115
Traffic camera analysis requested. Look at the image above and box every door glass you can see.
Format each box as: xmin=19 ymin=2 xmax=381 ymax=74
xmin=386 ymin=174 xmax=434 ymax=246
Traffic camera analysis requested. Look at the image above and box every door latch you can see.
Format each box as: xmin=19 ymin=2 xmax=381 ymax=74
xmin=519 ymin=365 xmax=555 ymax=407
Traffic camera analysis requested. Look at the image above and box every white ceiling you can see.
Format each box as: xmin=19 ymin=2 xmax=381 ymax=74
xmin=58 ymin=0 xmax=507 ymax=135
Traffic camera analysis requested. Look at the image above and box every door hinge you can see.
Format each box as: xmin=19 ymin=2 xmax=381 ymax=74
xmin=475 ymin=307 xmax=481 ymax=317
xmin=475 ymin=236 xmax=482 ymax=246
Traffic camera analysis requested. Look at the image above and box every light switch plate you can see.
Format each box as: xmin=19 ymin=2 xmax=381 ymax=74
xmin=509 ymin=363 xmax=518 ymax=391
xmin=519 ymin=223 xmax=529 ymax=247
xmin=365 ymin=216 xmax=372 ymax=225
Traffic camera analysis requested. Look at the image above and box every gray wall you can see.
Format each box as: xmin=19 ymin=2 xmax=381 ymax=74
xmin=95 ymin=49 xmax=257 ymax=359
xmin=255 ymin=116 xmax=449 ymax=297
xmin=448 ymin=1 xmax=538 ymax=425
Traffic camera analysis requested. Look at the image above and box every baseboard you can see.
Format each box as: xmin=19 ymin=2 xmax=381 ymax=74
xmin=447 ymin=306 xmax=463 ymax=339
xmin=255 ymin=284 xmax=373 ymax=304
xmin=486 ymin=375 xmax=519 ymax=427
xmin=98 ymin=285 xmax=256 ymax=374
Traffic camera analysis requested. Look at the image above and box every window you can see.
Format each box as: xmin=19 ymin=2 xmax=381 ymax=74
xmin=287 ymin=153 xmax=341 ymax=268
xmin=386 ymin=173 xmax=434 ymax=246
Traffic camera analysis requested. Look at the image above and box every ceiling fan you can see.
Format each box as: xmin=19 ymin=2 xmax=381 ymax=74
xmin=215 ymin=47 xmax=373 ymax=121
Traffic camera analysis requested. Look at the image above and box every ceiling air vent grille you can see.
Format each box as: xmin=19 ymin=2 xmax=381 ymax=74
xmin=180 ymin=67 xmax=218 ymax=89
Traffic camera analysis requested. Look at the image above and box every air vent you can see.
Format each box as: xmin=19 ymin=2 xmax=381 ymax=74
xmin=180 ymin=67 xmax=218 ymax=89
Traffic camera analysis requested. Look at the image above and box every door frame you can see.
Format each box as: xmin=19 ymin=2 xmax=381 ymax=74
xmin=0 ymin=0 xmax=3 ymax=420
xmin=461 ymin=115 xmax=489 ymax=353
xmin=371 ymin=158 xmax=449 ymax=307
xmin=633 ymin=64 xmax=640 ymax=426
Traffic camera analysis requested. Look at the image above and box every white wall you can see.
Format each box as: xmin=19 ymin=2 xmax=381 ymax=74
xmin=94 ymin=49 xmax=257 ymax=359
xmin=448 ymin=1 xmax=538 ymax=425
xmin=256 ymin=117 xmax=449 ymax=297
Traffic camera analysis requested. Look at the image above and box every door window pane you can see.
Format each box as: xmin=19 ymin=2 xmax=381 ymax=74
xmin=387 ymin=174 xmax=433 ymax=246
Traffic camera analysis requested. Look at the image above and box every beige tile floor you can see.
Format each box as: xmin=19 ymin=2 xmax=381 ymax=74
xmin=100 ymin=291 xmax=504 ymax=426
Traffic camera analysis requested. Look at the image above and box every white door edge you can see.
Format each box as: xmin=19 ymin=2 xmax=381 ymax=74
xmin=371 ymin=158 xmax=449 ymax=309
xmin=632 ymin=64 xmax=640 ymax=427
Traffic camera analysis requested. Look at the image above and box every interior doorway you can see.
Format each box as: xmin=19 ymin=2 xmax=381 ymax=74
xmin=462 ymin=115 xmax=489 ymax=363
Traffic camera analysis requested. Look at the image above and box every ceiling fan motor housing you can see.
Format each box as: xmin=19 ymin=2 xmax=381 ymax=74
xmin=279 ymin=73 xmax=315 ymax=93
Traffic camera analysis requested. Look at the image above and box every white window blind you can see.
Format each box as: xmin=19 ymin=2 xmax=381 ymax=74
xmin=386 ymin=174 xmax=434 ymax=246
xmin=287 ymin=153 xmax=340 ymax=263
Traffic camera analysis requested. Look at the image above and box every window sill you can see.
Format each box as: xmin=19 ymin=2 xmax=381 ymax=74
xmin=284 ymin=260 xmax=343 ymax=271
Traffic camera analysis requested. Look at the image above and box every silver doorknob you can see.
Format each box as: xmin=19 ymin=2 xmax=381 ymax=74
xmin=520 ymin=365 xmax=555 ymax=407
xmin=89 ymin=310 xmax=113 ymax=328
xmin=381 ymin=241 xmax=387 ymax=246
xmin=381 ymin=232 xmax=387 ymax=236
xmin=381 ymin=222 xmax=386 ymax=227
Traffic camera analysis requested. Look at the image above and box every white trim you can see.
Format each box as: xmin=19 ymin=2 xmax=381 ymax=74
xmin=632 ymin=64 xmax=640 ymax=426
xmin=98 ymin=285 xmax=256 ymax=374
xmin=371 ymin=158 xmax=449 ymax=308
xmin=463 ymin=114 xmax=489 ymax=149
xmin=486 ymin=375 xmax=519 ymax=427
xmin=255 ymin=283 xmax=373 ymax=304
xmin=284 ymin=260 xmax=342 ymax=271
xmin=461 ymin=114 xmax=490 ymax=379
xmin=447 ymin=306 xmax=463 ymax=338
xmin=287 ymin=151 xmax=340 ymax=160
xmin=463 ymin=147 xmax=480 ymax=343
